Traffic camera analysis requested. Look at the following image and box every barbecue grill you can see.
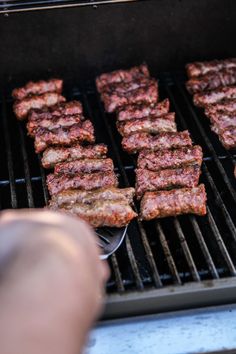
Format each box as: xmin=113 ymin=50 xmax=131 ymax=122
xmin=0 ymin=0 xmax=235 ymax=351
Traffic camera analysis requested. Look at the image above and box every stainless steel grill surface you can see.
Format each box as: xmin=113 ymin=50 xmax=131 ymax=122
xmin=0 ymin=72 xmax=236 ymax=318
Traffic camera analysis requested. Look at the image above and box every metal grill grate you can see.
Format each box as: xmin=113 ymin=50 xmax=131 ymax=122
xmin=0 ymin=72 xmax=236 ymax=318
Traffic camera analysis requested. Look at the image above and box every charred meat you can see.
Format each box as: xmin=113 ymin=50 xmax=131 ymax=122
xmin=54 ymin=158 xmax=114 ymax=175
xmin=12 ymin=78 xmax=63 ymax=100
xmin=193 ymin=86 xmax=236 ymax=107
xmin=186 ymin=58 xmax=236 ymax=78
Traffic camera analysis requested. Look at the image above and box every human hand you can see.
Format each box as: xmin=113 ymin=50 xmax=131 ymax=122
xmin=0 ymin=209 xmax=109 ymax=354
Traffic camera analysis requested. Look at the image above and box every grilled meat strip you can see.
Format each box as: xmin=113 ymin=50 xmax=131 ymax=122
xmin=47 ymin=171 xmax=118 ymax=195
xmin=117 ymin=99 xmax=170 ymax=122
xmin=34 ymin=120 xmax=95 ymax=153
xmin=205 ymin=99 xmax=236 ymax=116
xmin=28 ymin=100 xmax=83 ymax=121
xmin=137 ymin=146 xmax=203 ymax=171
xmin=101 ymin=80 xmax=158 ymax=113
xmin=186 ymin=68 xmax=236 ymax=94
xmin=42 ymin=144 xmax=108 ymax=169
xmin=213 ymin=126 xmax=236 ymax=149
xmin=101 ymin=77 xmax=155 ymax=95
xmin=54 ymin=158 xmax=114 ymax=175
xmin=135 ymin=165 xmax=201 ymax=199
xmin=54 ymin=200 xmax=137 ymax=228
xmin=117 ymin=114 xmax=176 ymax=136
xmin=193 ymin=86 xmax=236 ymax=107
xmin=12 ymin=78 xmax=63 ymax=100
xmin=49 ymin=187 xmax=135 ymax=207
xmin=122 ymin=131 xmax=192 ymax=154
xmin=140 ymin=184 xmax=207 ymax=220
xmin=207 ymin=112 xmax=236 ymax=133
xmin=27 ymin=114 xmax=83 ymax=137
xmin=96 ymin=63 xmax=150 ymax=92
xmin=13 ymin=92 xmax=66 ymax=120
xmin=186 ymin=58 xmax=236 ymax=78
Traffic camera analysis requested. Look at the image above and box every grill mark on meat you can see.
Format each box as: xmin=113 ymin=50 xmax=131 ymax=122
xmin=54 ymin=158 xmax=114 ymax=175
xmin=101 ymin=77 xmax=155 ymax=94
xmin=53 ymin=200 xmax=137 ymax=228
xmin=186 ymin=58 xmax=236 ymax=78
xmin=102 ymin=81 xmax=158 ymax=113
xmin=96 ymin=63 xmax=150 ymax=92
xmin=122 ymin=131 xmax=192 ymax=154
xmin=186 ymin=68 xmax=236 ymax=94
xmin=47 ymin=171 xmax=118 ymax=195
xmin=117 ymin=99 xmax=170 ymax=122
xmin=117 ymin=114 xmax=177 ymax=136
xmin=207 ymin=112 xmax=236 ymax=133
xmin=137 ymin=146 xmax=203 ymax=171
xmin=140 ymin=184 xmax=207 ymax=220
xmin=41 ymin=144 xmax=108 ymax=169
xmin=193 ymin=86 xmax=236 ymax=107
xmin=135 ymin=165 xmax=201 ymax=199
xmin=49 ymin=187 xmax=135 ymax=207
xmin=34 ymin=120 xmax=95 ymax=153
xmin=212 ymin=126 xmax=236 ymax=149
xmin=12 ymin=78 xmax=63 ymax=100
xmin=205 ymin=99 xmax=236 ymax=116
xmin=28 ymin=100 xmax=83 ymax=122
xmin=27 ymin=114 xmax=83 ymax=137
xmin=13 ymin=92 xmax=66 ymax=120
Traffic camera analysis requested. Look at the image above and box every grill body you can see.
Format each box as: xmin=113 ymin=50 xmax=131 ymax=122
xmin=0 ymin=0 xmax=235 ymax=320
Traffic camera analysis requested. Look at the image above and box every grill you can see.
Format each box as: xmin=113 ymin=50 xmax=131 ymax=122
xmin=1 ymin=72 xmax=235 ymax=319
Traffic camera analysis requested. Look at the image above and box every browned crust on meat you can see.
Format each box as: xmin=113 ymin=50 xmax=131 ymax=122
xmin=140 ymin=184 xmax=207 ymax=220
xmin=41 ymin=144 xmax=108 ymax=169
xmin=96 ymin=63 xmax=150 ymax=92
xmin=186 ymin=58 xmax=236 ymax=78
xmin=54 ymin=158 xmax=114 ymax=175
xmin=135 ymin=165 xmax=201 ymax=199
xmin=54 ymin=200 xmax=137 ymax=228
xmin=117 ymin=99 xmax=170 ymax=122
xmin=12 ymin=78 xmax=63 ymax=100
xmin=48 ymin=187 xmax=135 ymax=207
xmin=207 ymin=112 xmax=236 ymax=134
xmin=117 ymin=114 xmax=176 ymax=136
xmin=137 ymin=146 xmax=203 ymax=171
xmin=213 ymin=126 xmax=236 ymax=149
xmin=122 ymin=131 xmax=192 ymax=154
xmin=13 ymin=92 xmax=66 ymax=120
xmin=193 ymin=86 xmax=236 ymax=107
xmin=205 ymin=99 xmax=236 ymax=116
xmin=34 ymin=121 xmax=95 ymax=153
xmin=186 ymin=68 xmax=236 ymax=94
xmin=47 ymin=171 xmax=118 ymax=195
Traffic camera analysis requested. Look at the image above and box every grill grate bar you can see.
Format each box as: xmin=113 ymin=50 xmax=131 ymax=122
xmin=207 ymin=207 xmax=236 ymax=276
xmin=125 ymin=234 xmax=144 ymax=290
xmin=173 ymin=218 xmax=201 ymax=282
xmin=155 ymin=222 xmax=182 ymax=284
xmin=110 ymin=253 xmax=125 ymax=293
xmin=174 ymin=81 xmax=236 ymax=204
xmin=18 ymin=123 xmax=34 ymax=208
xmin=38 ymin=155 xmax=49 ymax=206
xmin=1 ymin=95 xmax=17 ymax=208
xmin=93 ymin=91 xmax=163 ymax=288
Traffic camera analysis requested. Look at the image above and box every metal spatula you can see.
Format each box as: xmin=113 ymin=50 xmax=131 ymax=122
xmin=96 ymin=226 xmax=128 ymax=260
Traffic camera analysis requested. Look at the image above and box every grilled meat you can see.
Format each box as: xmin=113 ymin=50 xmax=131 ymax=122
xmin=186 ymin=58 xmax=236 ymax=78
xmin=53 ymin=200 xmax=137 ymax=228
xmin=47 ymin=171 xmax=118 ymax=195
xmin=96 ymin=63 xmax=150 ymax=92
xmin=101 ymin=77 xmax=155 ymax=95
xmin=193 ymin=86 xmax=236 ymax=107
xmin=140 ymin=184 xmax=207 ymax=220
xmin=41 ymin=144 xmax=108 ymax=169
xmin=101 ymin=80 xmax=158 ymax=113
xmin=117 ymin=114 xmax=176 ymax=136
xmin=122 ymin=131 xmax=192 ymax=154
xmin=137 ymin=146 xmax=203 ymax=171
xmin=207 ymin=112 xmax=236 ymax=133
xmin=34 ymin=121 xmax=95 ymax=153
xmin=205 ymin=99 xmax=236 ymax=116
xmin=212 ymin=126 xmax=236 ymax=149
xmin=12 ymin=78 xmax=63 ymax=100
xmin=117 ymin=99 xmax=170 ymax=122
xmin=48 ymin=187 xmax=135 ymax=207
xmin=54 ymin=158 xmax=114 ymax=175
xmin=27 ymin=114 xmax=83 ymax=137
xmin=28 ymin=100 xmax=83 ymax=121
xmin=186 ymin=68 xmax=236 ymax=94
xmin=135 ymin=165 xmax=201 ymax=199
xmin=13 ymin=92 xmax=66 ymax=120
